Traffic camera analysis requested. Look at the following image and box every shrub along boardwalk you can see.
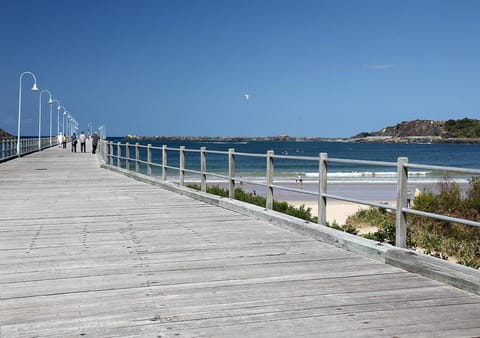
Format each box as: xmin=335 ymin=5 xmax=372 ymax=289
xmin=1 ymin=145 xmax=479 ymax=337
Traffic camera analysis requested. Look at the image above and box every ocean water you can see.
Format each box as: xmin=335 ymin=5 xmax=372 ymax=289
xmin=109 ymin=138 xmax=480 ymax=184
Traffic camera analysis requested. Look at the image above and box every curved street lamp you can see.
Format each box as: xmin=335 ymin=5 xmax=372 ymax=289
xmin=38 ymin=89 xmax=53 ymax=150
xmin=58 ymin=105 xmax=66 ymax=135
xmin=17 ymin=71 xmax=39 ymax=156
xmin=52 ymin=100 xmax=62 ymax=136
xmin=70 ymin=116 xmax=78 ymax=135
xmin=63 ymin=111 xmax=69 ymax=136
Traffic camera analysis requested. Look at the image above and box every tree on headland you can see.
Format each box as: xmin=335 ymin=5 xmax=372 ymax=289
xmin=352 ymin=118 xmax=480 ymax=143
xmin=445 ymin=118 xmax=480 ymax=138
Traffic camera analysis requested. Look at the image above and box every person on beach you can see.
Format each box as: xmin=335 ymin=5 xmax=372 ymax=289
xmin=79 ymin=131 xmax=86 ymax=153
xmin=91 ymin=132 xmax=100 ymax=154
xmin=296 ymin=175 xmax=303 ymax=189
xmin=71 ymin=133 xmax=77 ymax=152
xmin=407 ymin=189 xmax=412 ymax=207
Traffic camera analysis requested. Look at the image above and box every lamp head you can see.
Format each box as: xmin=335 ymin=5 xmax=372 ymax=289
xmin=32 ymin=83 xmax=39 ymax=91
xmin=48 ymin=98 xmax=53 ymax=104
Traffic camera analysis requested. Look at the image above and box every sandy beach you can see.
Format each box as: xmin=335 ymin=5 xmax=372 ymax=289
xmin=287 ymin=199 xmax=396 ymax=227
xmin=201 ymin=179 xmax=465 ymax=226
xmin=288 ymin=200 xmax=375 ymax=225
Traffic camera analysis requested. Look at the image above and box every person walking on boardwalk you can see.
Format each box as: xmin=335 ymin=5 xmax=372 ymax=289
xmin=62 ymin=134 xmax=67 ymax=149
xmin=57 ymin=132 xmax=63 ymax=148
xmin=79 ymin=131 xmax=87 ymax=153
xmin=91 ymin=132 xmax=100 ymax=154
xmin=71 ymin=133 xmax=78 ymax=152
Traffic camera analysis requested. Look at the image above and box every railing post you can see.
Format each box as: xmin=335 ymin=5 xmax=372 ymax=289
xmin=108 ymin=141 xmax=114 ymax=165
xmin=135 ymin=143 xmax=140 ymax=173
xmin=147 ymin=144 xmax=152 ymax=176
xmin=266 ymin=150 xmax=274 ymax=209
xmin=162 ymin=145 xmax=167 ymax=180
xmin=1 ymin=140 xmax=4 ymax=160
xmin=228 ymin=148 xmax=235 ymax=199
xmin=125 ymin=142 xmax=130 ymax=171
xmin=105 ymin=141 xmax=109 ymax=164
xmin=103 ymin=139 xmax=107 ymax=163
xmin=179 ymin=146 xmax=185 ymax=186
xmin=117 ymin=142 xmax=121 ymax=167
xmin=396 ymin=157 xmax=408 ymax=248
xmin=201 ymin=146 xmax=207 ymax=192
xmin=318 ymin=153 xmax=328 ymax=225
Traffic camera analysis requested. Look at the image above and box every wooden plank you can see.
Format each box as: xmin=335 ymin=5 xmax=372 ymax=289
xmin=1 ymin=147 xmax=480 ymax=337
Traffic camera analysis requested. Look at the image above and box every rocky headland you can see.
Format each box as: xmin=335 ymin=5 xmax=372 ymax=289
xmin=0 ymin=129 xmax=14 ymax=140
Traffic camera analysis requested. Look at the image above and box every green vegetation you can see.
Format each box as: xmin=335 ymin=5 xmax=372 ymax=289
xmin=346 ymin=207 xmax=396 ymax=243
xmin=347 ymin=178 xmax=480 ymax=268
xmin=409 ymin=178 xmax=480 ymax=267
xmin=187 ymin=184 xmax=317 ymax=222
xmin=445 ymin=118 xmax=480 ymax=138
xmin=187 ymin=184 xmax=357 ymax=234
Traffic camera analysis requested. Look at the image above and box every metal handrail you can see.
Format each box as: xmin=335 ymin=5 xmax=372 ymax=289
xmin=1 ymin=137 xmax=57 ymax=162
xmin=102 ymin=140 xmax=480 ymax=249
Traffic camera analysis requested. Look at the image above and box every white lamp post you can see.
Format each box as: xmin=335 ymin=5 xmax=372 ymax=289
xmin=52 ymin=100 xmax=62 ymax=135
xmin=38 ymin=89 xmax=53 ymax=150
xmin=63 ymin=111 xmax=68 ymax=135
xmin=49 ymin=96 xmax=54 ymax=146
xmin=71 ymin=116 xmax=78 ymax=135
xmin=17 ymin=71 xmax=39 ymax=156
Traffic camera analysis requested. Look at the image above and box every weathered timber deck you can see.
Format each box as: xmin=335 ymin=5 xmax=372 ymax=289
xmin=0 ymin=145 xmax=479 ymax=337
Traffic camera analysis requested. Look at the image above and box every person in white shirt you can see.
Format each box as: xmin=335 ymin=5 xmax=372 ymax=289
xmin=79 ymin=131 xmax=87 ymax=153
xmin=57 ymin=132 xmax=63 ymax=148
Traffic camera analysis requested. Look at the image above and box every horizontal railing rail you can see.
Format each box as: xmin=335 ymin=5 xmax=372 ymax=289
xmin=0 ymin=137 xmax=57 ymax=162
xmin=101 ymin=140 xmax=480 ymax=248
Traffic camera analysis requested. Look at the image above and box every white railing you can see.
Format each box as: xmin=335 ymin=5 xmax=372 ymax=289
xmin=101 ymin=140 xmax=480 ymax=248
xmin=0 ymin=137 xmax=56 ymax=162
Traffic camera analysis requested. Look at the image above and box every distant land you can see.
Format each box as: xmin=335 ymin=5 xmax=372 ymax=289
xmin=2 ymin=118 xmax=480 ymax=143
xmin=126 ymin=118 xmax=480 ymax=144
xmin=0 ymin=129 xmax=13 ymax=140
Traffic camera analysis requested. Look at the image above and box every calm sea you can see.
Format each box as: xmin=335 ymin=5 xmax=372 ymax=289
xmin=108 ymin=138 xmax=480 ymax=184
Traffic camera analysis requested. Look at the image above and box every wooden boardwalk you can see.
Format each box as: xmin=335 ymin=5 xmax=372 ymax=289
xmin=1 ymin=145 xmax=479 ymax=337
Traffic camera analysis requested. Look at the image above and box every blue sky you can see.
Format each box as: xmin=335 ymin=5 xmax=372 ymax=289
xmin=1 ymin=0 xmax=480 ymax=138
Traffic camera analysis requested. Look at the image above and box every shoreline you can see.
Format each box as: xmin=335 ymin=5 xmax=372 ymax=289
xmin=287 ymin=199 xmax=394 ymax=227
xmin=198 ymin=180 xmax=470 ymax=226
xmin=234 ymin=181 xmax=454 ymax=202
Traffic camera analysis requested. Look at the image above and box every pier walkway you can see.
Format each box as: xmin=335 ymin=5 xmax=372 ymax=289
xmin=1 ymin=146 xmax=479 ymax=337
